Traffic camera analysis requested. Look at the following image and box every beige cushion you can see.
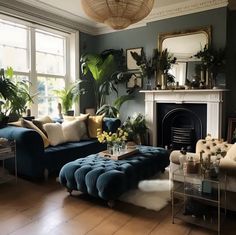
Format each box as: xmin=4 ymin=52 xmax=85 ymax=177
xmin=43 ymin=123 xmax=65 ymax=146
xmin=62 ymin=119 xmax=84 ymax=142
xmin=225 ymin=143 xmax=236 ymax=161
xmin=8 ymin=120 xmax=22 ymax=127
xmin=88 ymin=115 xmax=104 ymax=138
xmin=21 ymin=118 xmax=50 ymax=148
xmin=63 ymin=114 xmax=89 ymax=140
xmin=35 ymin=116 xmax=53 ymax=125
xmin=32 ymin=119 xmax=48 ymax=136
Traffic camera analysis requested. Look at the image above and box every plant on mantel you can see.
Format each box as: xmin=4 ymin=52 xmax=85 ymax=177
xmin=130 ymin=48 xmax=176 ymax=88
xmin=194 ymin=44 xmax=226 ymax=85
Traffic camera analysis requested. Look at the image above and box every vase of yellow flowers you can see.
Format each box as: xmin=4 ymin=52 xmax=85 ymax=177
xmin=97 ymin=128 xmax=128 ymax=155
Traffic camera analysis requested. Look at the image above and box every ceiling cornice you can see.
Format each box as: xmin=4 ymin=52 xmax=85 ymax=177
xmin=0 ymin=0 xmax=229 ymax=35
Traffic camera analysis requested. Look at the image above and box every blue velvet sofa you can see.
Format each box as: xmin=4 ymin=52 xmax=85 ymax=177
xmin=0 ymin=118 xmax=121 ymax=179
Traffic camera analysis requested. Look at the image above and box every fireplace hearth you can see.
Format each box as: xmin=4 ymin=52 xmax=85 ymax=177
xmin=157 ymin=104 xmax=206 ymax=151
xmin=140 ymin=89 xmax=227 ymax=147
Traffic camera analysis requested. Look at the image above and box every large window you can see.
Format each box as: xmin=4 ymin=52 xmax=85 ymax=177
xmin=0 ymin=17 xmax=69 ymax=117
xmin=36 ymin=30 xmax=66 ymax=116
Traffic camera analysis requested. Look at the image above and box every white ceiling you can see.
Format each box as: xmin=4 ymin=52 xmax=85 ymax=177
xmin=16 ymin=0 xmax=229 ymax=34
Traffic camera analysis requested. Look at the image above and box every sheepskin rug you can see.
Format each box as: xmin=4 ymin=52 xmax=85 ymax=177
xmin=119 ymin=169 xmax=172 ymax=211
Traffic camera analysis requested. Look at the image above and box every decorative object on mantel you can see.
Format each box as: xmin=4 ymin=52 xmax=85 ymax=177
xmin=194 ymin=45 xmax=226 ymax=89
xmin=81 ymin=0 xmax=154 ymax=30
xmin=129 ymin=48 xmax=159 ymax=90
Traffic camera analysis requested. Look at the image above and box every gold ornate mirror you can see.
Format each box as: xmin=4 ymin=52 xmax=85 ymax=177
xmin=158 ymin=26 xmax=211 ymax=85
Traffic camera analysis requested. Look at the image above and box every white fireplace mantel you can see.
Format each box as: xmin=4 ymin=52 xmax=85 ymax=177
xmin=140 ymin=89 xmax=228 ymax=146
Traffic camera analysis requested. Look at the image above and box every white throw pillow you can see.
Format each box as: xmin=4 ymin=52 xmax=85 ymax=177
xmin=43 ymin=123 xmax=65 ymax=146
xmin=63 ymin=115 xmax=89 ymax=140
xmin=225 ymin=143 xmax=236 ymax=161
xmin=62 ymin=119 xmax=84 ymax=142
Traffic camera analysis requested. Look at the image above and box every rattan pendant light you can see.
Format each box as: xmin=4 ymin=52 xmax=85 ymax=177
xmin=81 ymin=0 xmax=154 ymax=30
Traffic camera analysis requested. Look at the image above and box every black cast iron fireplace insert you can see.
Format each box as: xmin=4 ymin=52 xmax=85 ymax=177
xmin=156 ymin=103 xmax=207 ymax=152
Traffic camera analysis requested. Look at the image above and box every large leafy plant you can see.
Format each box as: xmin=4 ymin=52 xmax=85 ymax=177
xmin=80 ymin=50 xmax=120 ymax=108
xmin=0 ymin=67 xmax=34 ymax=121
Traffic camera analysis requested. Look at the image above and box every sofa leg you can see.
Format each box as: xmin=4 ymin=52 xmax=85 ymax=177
xmin=67 ymin=188 xmax=73 ymax=195
xmin=108 ymin=200 xmax=115 ymax=208
xmin=44 ymin=168 xmax=49 ymax=181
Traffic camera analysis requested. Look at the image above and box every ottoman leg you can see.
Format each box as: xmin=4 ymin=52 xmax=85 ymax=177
xmin=67 ymin=188 xmax=73 ymax=195
xmin=108 ymin=200 xmax=115 ymax=208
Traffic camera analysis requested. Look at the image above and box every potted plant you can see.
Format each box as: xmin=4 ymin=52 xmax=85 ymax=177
xmin=122 ymin=113 xmax=148 ymax=145
xmin=131 ymin=48 xmax=176 ymax=89
xmin=53 ymin=80 xmax=86 ymax=116
xmin=0 ymin=67 xmax=34 ymax=124
xmin=80 ymin=49 xmax=123 ymax=109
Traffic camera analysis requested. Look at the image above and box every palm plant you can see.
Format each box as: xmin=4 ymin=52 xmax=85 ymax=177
xmin=53 ymin=81 xmax=86 ymax=115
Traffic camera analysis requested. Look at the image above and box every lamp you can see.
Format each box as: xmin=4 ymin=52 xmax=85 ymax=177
xmin=81 ymin=0 xmax=154 ymax=30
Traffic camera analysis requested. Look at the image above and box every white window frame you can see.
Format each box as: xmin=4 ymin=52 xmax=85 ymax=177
xmin=0 ymin=13 xmax=80 ymax=117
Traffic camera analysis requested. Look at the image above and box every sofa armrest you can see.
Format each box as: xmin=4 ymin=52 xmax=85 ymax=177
xmin=103 ymin=118 xmax=121 ymax=133
xmin=219 ymin=158 xmax=236 ymax=177
xmin=0 ymin=126 xmax=45 ymax=178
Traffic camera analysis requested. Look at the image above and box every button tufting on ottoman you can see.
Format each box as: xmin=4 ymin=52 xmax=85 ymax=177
xmin=59 ymin=146 xmax=170 ymax=201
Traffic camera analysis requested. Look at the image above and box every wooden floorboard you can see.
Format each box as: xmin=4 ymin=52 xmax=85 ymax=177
xmin=0 ymin=178 xmax=235 ymax=235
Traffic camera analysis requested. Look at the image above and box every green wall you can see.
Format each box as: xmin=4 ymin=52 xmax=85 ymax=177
xmin=80 ymin=7 xmax=227 ymax=121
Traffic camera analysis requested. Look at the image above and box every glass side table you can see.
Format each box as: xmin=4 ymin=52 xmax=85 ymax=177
xmin=171 ymin=168 xmax=226 ymax=235
xmin=0 ymin=139 xmax=17 ymax=184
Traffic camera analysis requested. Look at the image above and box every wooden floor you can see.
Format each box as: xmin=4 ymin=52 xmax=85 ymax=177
xmin=0 ymin=178 xmax=235 ymax=235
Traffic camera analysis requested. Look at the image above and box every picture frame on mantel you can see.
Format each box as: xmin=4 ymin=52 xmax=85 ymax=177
xmin=126 ymin=47 xmax=142 ymax=70
xmin=227 ymin=117 xmax=236 ymax=143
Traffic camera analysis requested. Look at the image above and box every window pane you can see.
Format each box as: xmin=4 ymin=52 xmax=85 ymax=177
xmin=37 ymin=76 xmax=65 ymax=117
xmin=36 ymin=31 xmax=64 ymax=55
xmin=0 ymin=20 xmax=27 ymax=48
xmin=36 ymin=52 xmax=64 ymax=75
xmin=36 ymin=30 xmax=65 ymax=75
xmin=0 ymin=46 xmax=28 ymax=72
xmin=0 ymin=20 xmax=28 ymax=72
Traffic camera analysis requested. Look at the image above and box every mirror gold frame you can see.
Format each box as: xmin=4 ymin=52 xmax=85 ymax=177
xmin=158 ymin=26 xmax=211 ymax=85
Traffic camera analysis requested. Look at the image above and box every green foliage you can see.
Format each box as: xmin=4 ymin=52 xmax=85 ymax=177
xmin=122 ymin=113 xmax=148 ymax=144
xmin=194 ymin=44 xmax=226 ymax=77
xmin=53 ymin=81 xmax=86 ymax=114
xmin=81 ymin=49 xmax=126 ymax=109
xmin=96 ymin=104 xmax=119 ymax=118
xmin=130 ymin=48 xmax=177 ymax=82
xmin=0 ymin=67 xmax=34 ymax=118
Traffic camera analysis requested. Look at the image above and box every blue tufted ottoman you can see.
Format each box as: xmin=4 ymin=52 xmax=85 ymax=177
xmin=59 ymin=146 xmax=169 ymax=203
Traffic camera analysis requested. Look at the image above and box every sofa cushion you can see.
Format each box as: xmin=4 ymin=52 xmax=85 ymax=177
xmin=21 ymin=118 xmax=50 ymax=148
xmin=62 ymin=119 xmax=84 ymax=142
xmin=103 ymin=117 xmax=121 ymax=133
xmin=43 ymin=123 xmax=65 ymax=146
xmin=63 ymin=114 xmax=89 ymax=140
xmin=32 ymin=119 xmax=48 ymax=136
xmin=88 ymin=115 xmax=104 ymax=138
xmin=35 ymin=115 xmax=53 ymax=124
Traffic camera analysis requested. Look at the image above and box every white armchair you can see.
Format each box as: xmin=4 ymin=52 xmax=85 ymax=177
xmin=169 ymin=136 xmax=236 ymax=211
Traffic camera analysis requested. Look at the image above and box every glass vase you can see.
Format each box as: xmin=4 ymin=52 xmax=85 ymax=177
xmin=107 ymin=142 xmax=113 ymax=154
